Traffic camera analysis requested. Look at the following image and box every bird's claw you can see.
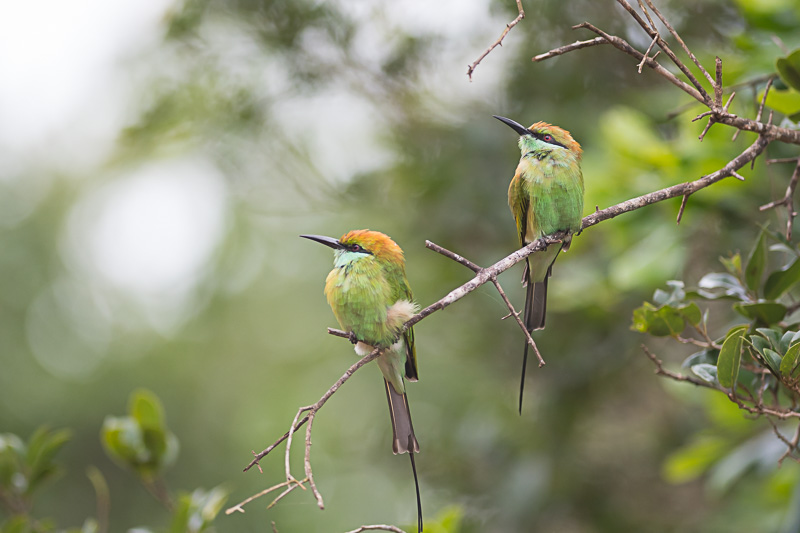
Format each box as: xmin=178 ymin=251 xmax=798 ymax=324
xmin=348 ymin=331 xmax=359 ymax=345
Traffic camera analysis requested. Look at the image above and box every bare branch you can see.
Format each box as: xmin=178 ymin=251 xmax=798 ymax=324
xmin=344 ymin=526 xmax=407 ymax=533
xmin=229 ymin=345 xmax=383 ymax=514
xmin=243 ymin=416 xmax=309 ymax=473
xmin=642 ymin=0 xmax=716 ymax=87
xmin=755 ymin=76 xmax=774 ymax=124
xmin=714 ymin=57 xmax=723 ymax=107
xmin=532 ymin=37 xmax=607 ymax=62
xmin=570 ymin=22 xmax=705 ymax=102
xmin=676 ymin=194 xmax=689 ymax=224
xmin=226 ymin=480 xmax=296 ymax=515
xmin=582 ymin=134 xmax=771 ymax=230
xmin=534 ymin=17 xmax=800 ymax=146
xmin=468 ymin=0 xmax=525 ymax=80
xmin=425 ymin=241 xmax=480 ymax=272
xmin=766 ymin=418 xmax=800 ymax=465
xmin=643 ymin=345 xmax=800 ymax=419
xmin=615 ymin=0 xmax=712 ymax=103
xmin=425 ymin=241 xmax=545 ymax=366
xmin=768 ymin=157 xmax=800 ymax=165
xmin=759 ymin=159 xmax=800 ymax=240
xmin=637 ymin=36 xmax=658 ymax=73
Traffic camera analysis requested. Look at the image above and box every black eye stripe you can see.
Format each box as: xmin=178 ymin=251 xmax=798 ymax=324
xmin=344 ymin=243 xmax=372 ymax=254
xmin=532 ymin=132 xmax=566 ymax=149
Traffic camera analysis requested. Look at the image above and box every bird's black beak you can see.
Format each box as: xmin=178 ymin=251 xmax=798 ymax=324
xmin=300 ymin=234 xmax=345 ymax=250
xmin=493 ymin=115 xmax=532 ymax=137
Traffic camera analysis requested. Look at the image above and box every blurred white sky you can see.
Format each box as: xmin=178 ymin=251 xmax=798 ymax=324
xmin=0 ymin=0 xmax=172 ymax=157
xmin=1 ymin=0 xmax=508 ymax=353
xmin=0 ymin=0 xmax=232 ymax=345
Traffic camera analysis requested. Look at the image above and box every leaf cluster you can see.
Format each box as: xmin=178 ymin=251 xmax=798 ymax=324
xmin=1 ymin=391 xmax=228 ymax=533
xmin=634 ymin=226 xmax=800 ymax=414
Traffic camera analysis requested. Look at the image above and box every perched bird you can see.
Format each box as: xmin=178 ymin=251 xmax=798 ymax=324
xmin=494 ymin=115 xmax=584 ymax=412
xmin=301 ymin=229 xmax=422 ymax=531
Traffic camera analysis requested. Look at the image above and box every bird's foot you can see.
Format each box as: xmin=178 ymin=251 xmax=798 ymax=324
xmin=348 ymin=331 xmax=359 ymax=345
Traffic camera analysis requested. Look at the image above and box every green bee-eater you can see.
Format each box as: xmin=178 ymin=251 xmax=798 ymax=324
xmin=301 ymin=229 xmax=422 ymax=531
xmin=494 ymin=115 xmax=584 ymax=412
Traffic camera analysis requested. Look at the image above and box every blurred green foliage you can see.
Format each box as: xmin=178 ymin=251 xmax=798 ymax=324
xmin=2 ymin=0 xmax=800 ymax=532
xmin=1 ymin=391 xmax=228 ymax=533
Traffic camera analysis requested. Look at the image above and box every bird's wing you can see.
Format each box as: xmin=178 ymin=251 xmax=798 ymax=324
xmin=396 ymin=276 xmax=419 ymax=382
xmin=403 ymin=327 xmax=418 ymax=381
xmin=508 ymin=173 xmax=529 ymax=247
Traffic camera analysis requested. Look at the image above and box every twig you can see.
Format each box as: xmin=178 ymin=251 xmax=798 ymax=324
xmin=767 ymin=157 xmax=800 ymax=165
xmin=582 ymin=134 xmax=771 ymax=230
xmin=642 ymin=0 xmax=715 ymax=87
xmin=676 ymin=194 xmax=689 ymax=224
xmin=755 ymin=76 xmax=774 ymax=125
xmin=533 ymin=37 xmax=607 ymax=62
xmin=534 ymin=18 xmax=800 ymax=145
xmin=643 ymin=345 xmax=800 ymax=419
xmin=467 ymin=0 xmax=525 ymax=80
xmin=766 ymin=418 xmax=800 ymax=465
xmin=424 ymin=240 xmax=546 ymax=366
xmin=637 ymin=35 xmax=659 ymax=73
xmin=616 ymin=0 xmax=712 ymax=104
xmin=244 ymin=416 xmax=309 ymax=473
xmin=344 ymin=526 xmax=407 ymax=533
xmin=225 ymin=480 xmax=296 ymax=515
xmin=228 ymin=345 xmax=384 ymax=514
xmin=233 ymin=131 xmax=772 ymax=514
xmin=760 ymin=160 xmax=800 ymax=240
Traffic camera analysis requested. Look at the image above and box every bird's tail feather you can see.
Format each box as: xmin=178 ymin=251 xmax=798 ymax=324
xmin=519 ymin=258 xmax=549 ymax=413
xmin=408 ymin=444 xmax=423 ymax=532
xmin=384 ymin=379 xmax=420 ymax=454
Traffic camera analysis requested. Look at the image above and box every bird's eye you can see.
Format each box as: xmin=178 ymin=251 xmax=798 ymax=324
xmin=543 ymin=134 xmax=553 ymax=142
xmin=352 ymin=244 xmax=362 ymax=252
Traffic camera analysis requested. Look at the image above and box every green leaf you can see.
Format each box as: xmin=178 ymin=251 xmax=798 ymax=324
xmin=737 ymin=368 xmax=759 ymax=392
xmin=718 ymin=325 xmax=748 ymax=388
xmin=682 ymin=348 xmax=719 ymax=368
xmin=662 ymin=435 xmax=728 ymax=484
xmin=130 ymin=389 xmax=166 ymax=430
xmin=102 ymin=416 xmax=148 ymax=467
xmin=169 ymin=486 xmax=230 ymax=533
xmin=777 ymin=50 xmax=800 ymax=92
xmin=749 ymin=334 xmax=770 ymax=355
xmin=720 ymin=253 xmax=742 ymax=277
xmin=780 ymin=331 xmax=797 ymax=353
xmin=677 ymin=302 xmax=702 ymax=326
xmin=763 ymin=348 xmax=783 ymax=373
xmin=696 ymin=272 xmax=748 ymax=300
xmin=632 ymin=302 xmax=682 ymax=336
xmin=756 ymin=327 xmax=782 ymax=350
xmin=692 ymin=363 xmax=719 ymax=384
xmin=780 ymin=342 xmax=800 ymax=378
xmin=733 ymin=302 xmax=787 ymax=324
xmin=765 ymin=257 xmax=800 ymax=300
xmin=744 ymin=231 xmax=767 ymax=292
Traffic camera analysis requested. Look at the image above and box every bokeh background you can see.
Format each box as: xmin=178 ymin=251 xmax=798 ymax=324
xmin=2 ymin=0 xmax=800 ymax=531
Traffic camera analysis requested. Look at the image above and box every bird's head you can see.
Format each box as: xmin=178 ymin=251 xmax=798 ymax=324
xmin=493 ymin=115 xmax=582 ymax=161
xmin=300 ymin=229 xmax=405 ymax=268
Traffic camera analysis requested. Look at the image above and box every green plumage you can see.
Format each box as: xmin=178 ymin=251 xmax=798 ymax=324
xmin=495 ymin=116 xmax=585 ymax=412
xmin=304 ymin=229 xmax=419 ymax=456
xmin=325 ymin=247 xmax=417 ymax=394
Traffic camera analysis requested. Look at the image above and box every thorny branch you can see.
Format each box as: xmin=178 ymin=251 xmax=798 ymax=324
xmin=344 ymin=526 xmax=407 ymax=533
xmin=760 ymin=159 xmax=800 ymax=240
xmin=467 ymin=0 xmax=525 ymax=80
xmin=644 ymin=345 xmax=800 ymax=459
xmin=227 ymin=130 xmax=771 ymax=516
xmin=533 ymin=1 xmax=800 ymax=145
xmin=232 ymin=0 xmax=800 ymax=526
